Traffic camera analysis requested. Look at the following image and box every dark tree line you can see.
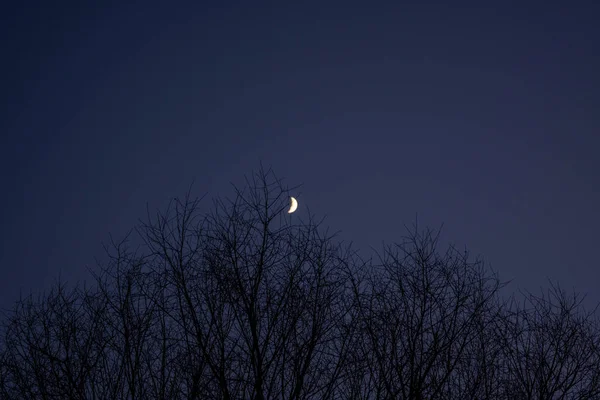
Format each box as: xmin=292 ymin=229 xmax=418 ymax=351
xmin=1 ymin=168 xmax=599 ymax=399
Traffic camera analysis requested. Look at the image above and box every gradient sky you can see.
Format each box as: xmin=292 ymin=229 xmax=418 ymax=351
xmin=1 ymin=2 xmax=599 ymax=312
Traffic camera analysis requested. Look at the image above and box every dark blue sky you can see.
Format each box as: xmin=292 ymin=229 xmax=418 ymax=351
xmin=1 ymin=2 xmax=599 ymax=311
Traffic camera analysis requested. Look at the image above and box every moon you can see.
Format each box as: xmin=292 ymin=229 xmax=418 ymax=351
xmin=288 ymin=197 xmax=298 ymax=214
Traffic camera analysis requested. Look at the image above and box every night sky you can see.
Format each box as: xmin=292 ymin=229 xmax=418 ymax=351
xmin=1 ymin=2 xmax=599 ymax=312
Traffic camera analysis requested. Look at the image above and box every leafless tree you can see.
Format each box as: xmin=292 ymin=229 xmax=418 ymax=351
xmin=496 ymin=283 xmax=600 ymax=400
xmin=138 ymin=168 xmax=358 ymax=399
xmin=1 ymin=167 xmax=599 ymax=400
xmin=353 ymin=226 xmax=506 ymax=400
xmin=0 ymin=282 xmax=108 ymax=399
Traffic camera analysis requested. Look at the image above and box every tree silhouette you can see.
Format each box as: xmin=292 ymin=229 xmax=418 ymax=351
xmin=1 ymin=167 xmax=599 ymax=399
xmin=496 ymin=283 xmax=600 ymax=399
xmin=348 ymin=227 xmax=505 ymax=400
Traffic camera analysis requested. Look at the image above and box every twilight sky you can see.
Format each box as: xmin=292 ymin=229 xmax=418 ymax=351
xmin=1 ymin=1 xmax=599 ymax=311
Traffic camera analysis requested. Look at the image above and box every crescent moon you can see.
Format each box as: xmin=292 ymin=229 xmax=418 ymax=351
xmin=288 ymin=197 xmax=298 ymax=214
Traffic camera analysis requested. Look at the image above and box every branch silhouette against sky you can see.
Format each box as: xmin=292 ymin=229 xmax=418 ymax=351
xmin=1 ymin=168 xmax=599 ymax=399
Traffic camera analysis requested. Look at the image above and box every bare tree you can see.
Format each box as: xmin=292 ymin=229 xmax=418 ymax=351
xmin=497 ymin=283 xmax=600 ymax=400
xmin=0 ymin=282 xmax=108 ymax=399
xmin=1 ymin=167 xmax=599 ymax=400
xmin=355 ymin=226 xmax=505 ymax=400
xmin=90 ymin=236 xmax=161 ymax=399
xmin=139 ymin=167 xmax=357 ymax=399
